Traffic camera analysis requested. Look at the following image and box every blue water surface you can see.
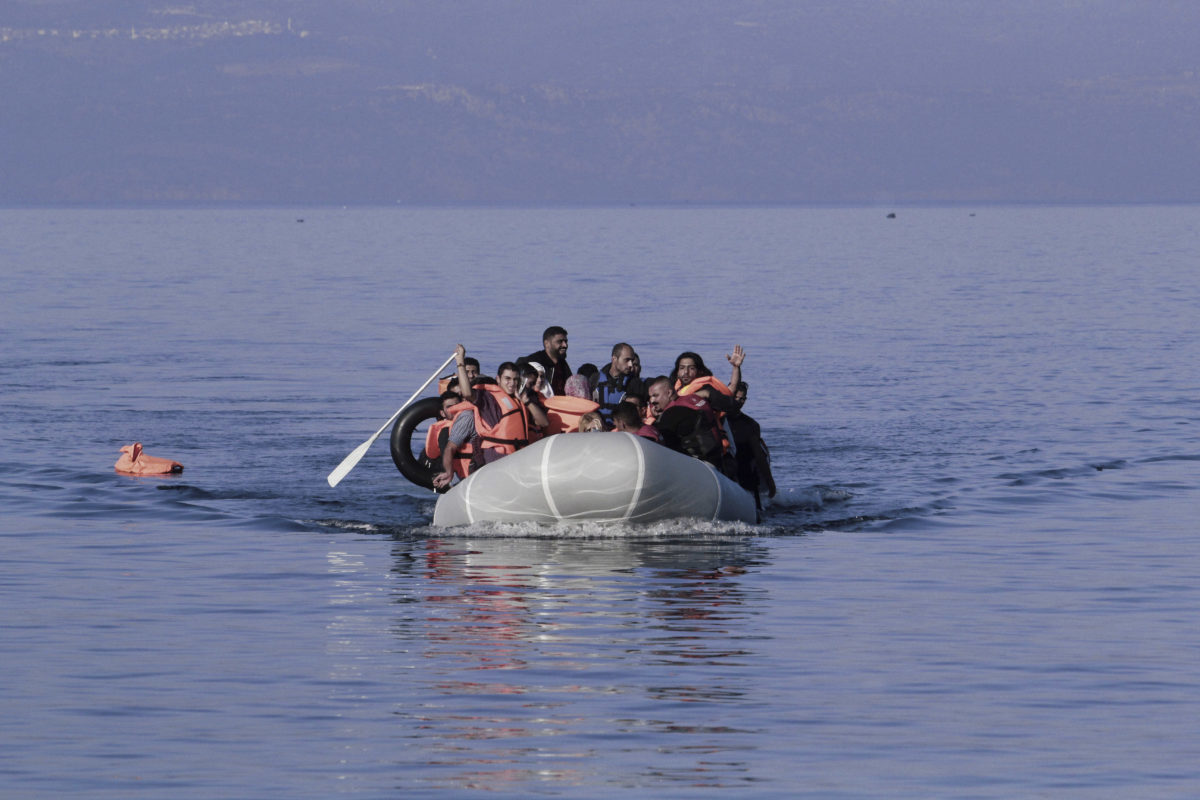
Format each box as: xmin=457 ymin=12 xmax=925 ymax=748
xmin=1 ymin=206 xmax=1198 ymax=798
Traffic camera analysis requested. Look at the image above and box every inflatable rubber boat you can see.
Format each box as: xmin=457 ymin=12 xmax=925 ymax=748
xmin=430 ymin=431 xmax=757 ymax=527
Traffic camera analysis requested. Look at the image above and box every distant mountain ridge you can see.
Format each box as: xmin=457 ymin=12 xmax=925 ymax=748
xmin=4 ymin=1 xmax=1198 ymax=205
xmin=1 ymin=19 xmax=305 ymax=43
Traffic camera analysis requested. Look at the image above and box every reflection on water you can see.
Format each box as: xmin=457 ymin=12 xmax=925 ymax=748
xmin=369 ymin=535 xmax=773 ymax=791
xmin=6 ymin=207 xmax=1199 ymax=797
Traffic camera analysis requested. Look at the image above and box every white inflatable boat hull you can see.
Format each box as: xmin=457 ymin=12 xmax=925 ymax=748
xmin=432 ymin=432 xmax=757 ymax=527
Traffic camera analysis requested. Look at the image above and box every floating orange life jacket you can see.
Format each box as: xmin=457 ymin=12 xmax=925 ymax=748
xmin=471 ymin=384 xmax=530 ymax=462
xmin=114 ymin=442 xmax=183 ymax=475
xmin=542 ymin=395 xmax=601 ymax=435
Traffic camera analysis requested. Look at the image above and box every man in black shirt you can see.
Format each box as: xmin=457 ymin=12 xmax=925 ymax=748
xmin=524 ymin=326 xmax=572 ymax=396
xmin=726 ymin=382 xmax=777 ymax=511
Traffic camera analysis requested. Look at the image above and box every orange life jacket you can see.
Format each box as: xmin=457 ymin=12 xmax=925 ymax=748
xmin=114 ymin=442 xmax=183 ymax=475
xmin=542 ymin=395 xmax=601 ymax=435
xmin=424 ymin=400 xmax=474 ymax=479
xmin=424 ymin=418 xmax=451 ymax=458
xmin=471 ymin=384 xmax=530 ymax=461
xmin=661 ymin=394 xmax=726 ymax=465
xmin=675 ymin=376 xmax=735 ymax=452
xmin=676 ymin=375 xmax=734 ymax=398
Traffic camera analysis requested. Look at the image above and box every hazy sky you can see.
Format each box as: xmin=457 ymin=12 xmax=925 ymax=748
xmin=3 ymin=1 xmax=1198 ymax=205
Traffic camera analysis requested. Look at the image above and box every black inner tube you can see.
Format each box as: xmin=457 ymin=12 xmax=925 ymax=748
xmin=390 ymin=396 xmax=445 ymax=490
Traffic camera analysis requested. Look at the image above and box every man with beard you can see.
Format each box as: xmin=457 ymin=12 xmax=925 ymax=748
xmin=646 ymin=376 xmax=735 ymax=476
xmin=524 ymin=326 xmax=572 ymax=396
xmin=594 ymin=342 xmax=644 ymax=421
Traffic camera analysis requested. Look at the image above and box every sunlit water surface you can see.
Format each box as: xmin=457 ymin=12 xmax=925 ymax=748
xmin=2 ymin=206 xmax=1198 ymax=797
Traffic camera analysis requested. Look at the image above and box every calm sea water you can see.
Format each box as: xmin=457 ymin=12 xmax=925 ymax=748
xmin=2 ymin=206 xmax=1198 ymax=798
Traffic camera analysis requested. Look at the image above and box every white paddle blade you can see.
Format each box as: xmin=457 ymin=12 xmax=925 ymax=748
xmin=326 ymin=351 xmax=457 ymax=489
xmin=326 ymin=440 xmax=372 ymax=488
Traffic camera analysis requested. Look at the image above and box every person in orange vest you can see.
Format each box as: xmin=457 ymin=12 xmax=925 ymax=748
xmin=433 ymin=345 xmax=550 ymax=489
xmin=422 ymin=390 xmax=475 ymax=482
xmin=436 ymin=357 xmax=481 ymax=395
xmin=647 ymin=376 xmax=737 ymax=476
xmin=461 ymin=356 xmax=481 ymax=385
xmin=670 ymin=345 xmax=744 ymax=398
xmin=670 ymin=345 xmax=746 ymax=458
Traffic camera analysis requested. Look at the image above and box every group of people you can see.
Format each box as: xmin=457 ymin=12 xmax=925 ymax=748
xmin=425 ymin=326 xmax=777 ymax=511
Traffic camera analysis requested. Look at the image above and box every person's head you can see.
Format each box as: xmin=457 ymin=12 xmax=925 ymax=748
xmin=495 ymin=361 xmax=521 ymax=396
xmin=463 ymin=357 xmax=481 ymax=384
xmin=610 ymin=402 xmax=642 ymax=432
xmin=521 ymin=359 xmax=547 ymax=393
xmin=671 ymin=351 xmax=711 ymax=387
xmin=647 ymin=376 xmax=676 ymax=416
xmin=609 ymin=343 xmax=635 ymax=377
xmin=564 ymin=374 xmax=591 ymax=399
xmin=577 ymin=411 xmax=604 ymax=432
xmin=517 ymin=359 xmax=540 ymax=392
xmin=542 ymin=326 xmax=568 ymax=362
xmin=439 ymin=390 xmax=460 ymax=419
xmin=734 ymin=381 xmax=749 ymax=408
xmin=622 ymin=392 xmax=647 ymax=416
xmin=578 ymin=362 xmax=599 ymax=391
